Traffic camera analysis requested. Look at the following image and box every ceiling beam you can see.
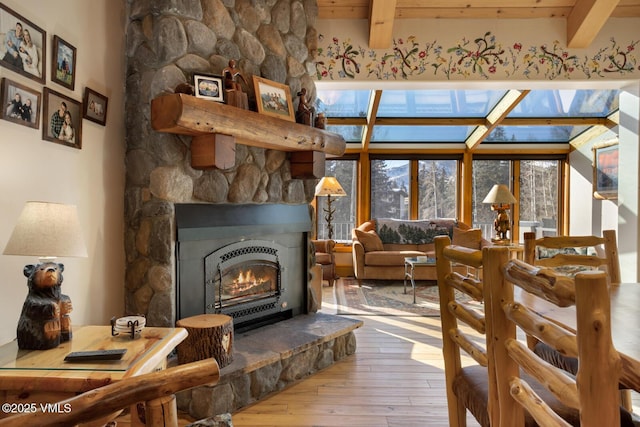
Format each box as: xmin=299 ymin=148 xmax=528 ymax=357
xmin=369 ymin=0 xmax=397 ymax=49
xmin=361 ymin=90 xmax=383 ymax=151
xmin=465 ymin=89 xmax=530 ymax=150
xmin=328 ymin=116 xmax=608 ymax=127
xmin=570 ymin=111 xmax=619 ymax=148
xmin=567 ymin=0 xmax=620 ymax=48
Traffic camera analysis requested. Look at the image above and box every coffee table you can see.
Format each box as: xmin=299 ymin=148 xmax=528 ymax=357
xmin=404 ymin=257 xmax=436 ymax=303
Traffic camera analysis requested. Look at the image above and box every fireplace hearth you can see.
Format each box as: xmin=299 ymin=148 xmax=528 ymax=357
xmin=175 ymin=204 xmax=311 ymax=331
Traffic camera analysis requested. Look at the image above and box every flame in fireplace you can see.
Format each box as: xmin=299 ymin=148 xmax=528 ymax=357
xmin=234 ymin=269 xmax=265 ymax=288
xmin=220 ymin=261 xmax=278 ymax=301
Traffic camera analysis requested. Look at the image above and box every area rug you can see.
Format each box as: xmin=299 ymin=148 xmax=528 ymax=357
xmin=335 ymin=277 xmax=454 ymax=317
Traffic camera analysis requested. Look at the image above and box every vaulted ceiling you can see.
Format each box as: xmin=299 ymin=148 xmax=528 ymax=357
xmin=317 ymin=0 xmax=640 ymax=49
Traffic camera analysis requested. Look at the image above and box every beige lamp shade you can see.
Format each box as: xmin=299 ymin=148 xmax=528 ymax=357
xmin=315 ymin=177 xmax=346 ymax=197
xmin=3 ymin=201 xmax=88 ymax=258
xmin=482 ymin=184 xmax=517 ymax=204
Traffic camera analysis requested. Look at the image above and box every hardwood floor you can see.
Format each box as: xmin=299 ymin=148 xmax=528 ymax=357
xmin=231 ymin=278 xmax=639 ymax=427
xmin=230 ymin=279 xmax=482 ymax=427
xmin=119 ymin=277 xmax=638 ymax=426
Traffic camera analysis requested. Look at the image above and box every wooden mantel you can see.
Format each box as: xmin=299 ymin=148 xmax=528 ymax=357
xmin=151 ymin=93 xmax=346 ymax=157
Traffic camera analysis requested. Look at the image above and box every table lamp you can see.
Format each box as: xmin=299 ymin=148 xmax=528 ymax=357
xmin=315 ymin=177 xmax=346 ymax=239
xmin=3 ymin=201 xmax=87 ymax=350
xmin=483 ymin=184 xmax=517 ymax=245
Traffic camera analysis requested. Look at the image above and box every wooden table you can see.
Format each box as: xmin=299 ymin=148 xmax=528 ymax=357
xmin=0 ymin=325 xmax=187 ymax=425
xmin=516 ymin=282 xmax=640 ymax=393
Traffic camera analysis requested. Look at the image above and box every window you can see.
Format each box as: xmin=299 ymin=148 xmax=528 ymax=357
xmin=418 ymin=160 xmax=457 ymax=219
xmin=316 ymin=159 xmax=357 ymax=242
xmin=519 ymin=160 xmax=559 ymax=239
xmin=472 ymin=158 xmax=561 ymax=242
xmin=371 ymin=159 xmax=410 ymax=219
xmin=370 ymin=158 xmax=459 ymax=221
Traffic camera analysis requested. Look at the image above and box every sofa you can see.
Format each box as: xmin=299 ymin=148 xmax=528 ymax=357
xmin=352 ymin=218 xmax=491 ymax=285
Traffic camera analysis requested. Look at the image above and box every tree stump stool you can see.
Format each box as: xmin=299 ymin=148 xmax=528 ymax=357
xmin=176 ymin=314 xmax=234 ymax=368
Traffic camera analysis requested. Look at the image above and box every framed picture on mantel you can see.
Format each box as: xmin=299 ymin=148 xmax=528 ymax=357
xmin=252 ymin=75 xmax=295 ymax=122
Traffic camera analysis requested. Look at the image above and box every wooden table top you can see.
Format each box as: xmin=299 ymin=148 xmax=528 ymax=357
xmin=516 ymin=282 xmax=640 ymax=392
xmin=0 ymin=325 xmax=187 ymax=393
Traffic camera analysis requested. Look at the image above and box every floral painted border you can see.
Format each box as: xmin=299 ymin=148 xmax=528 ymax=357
xmin=315 ymin=32 xmax=640 ymax=81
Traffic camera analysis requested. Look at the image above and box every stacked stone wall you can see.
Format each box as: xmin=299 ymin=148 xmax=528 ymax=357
xmin=124 ymin=0 xmax=319 ymax=325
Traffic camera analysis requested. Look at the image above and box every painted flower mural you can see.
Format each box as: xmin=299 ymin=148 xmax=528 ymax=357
xmin=315 ymin=31 xmax=640 ymax=81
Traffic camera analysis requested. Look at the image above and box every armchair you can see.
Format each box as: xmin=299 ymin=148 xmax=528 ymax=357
xmin=312 ymin=239 xmax=336 ymax=286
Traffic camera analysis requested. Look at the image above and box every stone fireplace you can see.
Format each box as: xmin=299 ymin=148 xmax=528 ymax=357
xmin=124 ymin=1 xmax=321 ymax=326
xmin=123 ymin=3 xmax=361 ymax=418
xmin=175 ymin=203 xmax=310 ymax=332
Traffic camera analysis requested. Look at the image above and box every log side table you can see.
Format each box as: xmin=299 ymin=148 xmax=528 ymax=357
xmin=176 ymin=314 xmax=234 ymax=367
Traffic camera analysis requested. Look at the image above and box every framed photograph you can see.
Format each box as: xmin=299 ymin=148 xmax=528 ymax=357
xmin=1 ymin=77 xmax=40 ymax=129
xmin=252 ymin=75 xmax=294 ymax=122
xmin=42 ymin=87 xmax=82 ymax=149
xmin=83 ymin=87 xmax=108 ymax=126
xmin=0 ymin=3 xmax=46 ymax=84
xmin=193 ymin=73 xmax=224 ymax=102
xmin=593 ymin=140 xmax=618 ymax=200
xmin=51 ymin=35 xmax=76 ymax=90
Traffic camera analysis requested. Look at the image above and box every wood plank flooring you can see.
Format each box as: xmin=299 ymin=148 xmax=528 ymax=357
xmin=231 ymin=279 xmax=481 ymax=427
xmin=231 ymin=278 xmax=639 ymax=427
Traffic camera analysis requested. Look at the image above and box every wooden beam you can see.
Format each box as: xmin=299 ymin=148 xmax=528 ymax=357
xmin=567 ymin=0 xmax=620 ymax=48
xmin=329 ymin=116 xmax=606 ymax=127
xmin=361 ymin=90 xmax=383 ymax=151
xmin=369 ymin=0 xmax=397 ymax=49
xmin=151 ymin=94 xmax=346 ymax=156
xmin=570 ymin=111 xmax=619 ymax=149
xmin=465 ymin=89 xmax=530 ymax=150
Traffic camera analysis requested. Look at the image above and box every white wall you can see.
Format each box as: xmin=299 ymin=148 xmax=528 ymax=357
xmin=618 ymin=85 xmax=640 ymax=281
xmin=568 ymin=85 xmax=639 ymax=282
xmin=0 ymin=0 xmax=126 ymax=344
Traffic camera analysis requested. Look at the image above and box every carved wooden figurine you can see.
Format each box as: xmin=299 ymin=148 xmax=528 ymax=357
xmin=222 ymin=59 xmax=249 ymax=109
xmin=17 ymin=262 xmax=73 ymax=350
xmin=296 ymin=88 xmax=314 ymax=126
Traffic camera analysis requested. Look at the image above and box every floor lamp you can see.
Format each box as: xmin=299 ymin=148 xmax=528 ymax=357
xmin=315 ymin=177 xmax=346 ymax=240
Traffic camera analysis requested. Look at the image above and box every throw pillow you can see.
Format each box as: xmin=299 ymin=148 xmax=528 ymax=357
xmin=452 ymin=227 xmax=483 ymax=250
xmin=354 ymin=229 xmax=384 ymax=252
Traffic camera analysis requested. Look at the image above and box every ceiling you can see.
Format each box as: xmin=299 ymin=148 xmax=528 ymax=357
xmin=316 ymin=88 xmax=620 ymax=151
xmin=315 ymin=2 xmax=634 ymax=153
xmin=317 ymin=0 xmax=640 ymax=49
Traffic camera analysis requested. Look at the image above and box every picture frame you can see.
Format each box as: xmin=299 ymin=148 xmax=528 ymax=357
xmin=252 ymin=75 xmax=295 ymax=122
xmin=193 ymin=73 xmax=224 ymax=102
xmin=0 ymin=3 xmax=46 ymax=84
xmin=51 ymin=35 xmax=76 ymax=90
xmin=1 ymin=77 xmax=40 ymax=129
xmin=593 ymin=140 xmax=618 ymax=200
xmin=83 ymin=87 xmax=108 ymax=126
xmin=42 ymin=87 xmax=82 ymax=149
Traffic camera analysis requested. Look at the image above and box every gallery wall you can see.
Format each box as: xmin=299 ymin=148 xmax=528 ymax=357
xmin=0 ymin=0 xmax=126 ymax=344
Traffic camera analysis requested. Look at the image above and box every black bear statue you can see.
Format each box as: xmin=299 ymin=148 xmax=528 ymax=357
xmin=16 ymin=262 xmax=73 ymax=350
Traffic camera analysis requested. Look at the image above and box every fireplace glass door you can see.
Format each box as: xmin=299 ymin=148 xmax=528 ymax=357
xmin=218 ymin=259 xmax=279 ymax=308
